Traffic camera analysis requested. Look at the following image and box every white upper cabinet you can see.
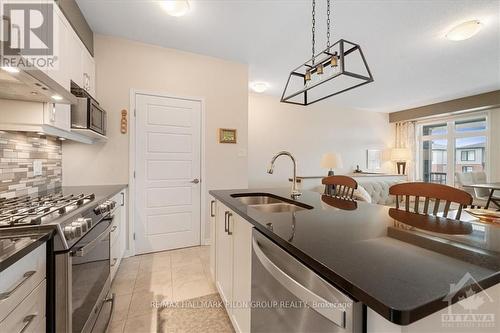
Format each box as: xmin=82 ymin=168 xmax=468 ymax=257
xmin=81 ymin=48 xmax=96 ymax=97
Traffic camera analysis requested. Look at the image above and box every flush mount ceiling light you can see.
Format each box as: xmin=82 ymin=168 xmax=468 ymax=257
xmin=160 ymin=0 xmax=190 ymax=17
xmin=446 ymin=20 xmax=483 ymax=41
xmin=51 ymin=95 xmax=63 ymax=101
xmin=281 ymin=0 xmax=373 ymax=106
xmin=250 ymin=81 xmax=270 ymax=93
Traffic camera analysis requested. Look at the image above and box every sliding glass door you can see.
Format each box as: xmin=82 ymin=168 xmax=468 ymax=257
xmin=417 ymin=115 xmax=488 ymax=186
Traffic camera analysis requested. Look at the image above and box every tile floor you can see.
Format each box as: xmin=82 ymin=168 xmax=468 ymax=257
xmin=107 ymin=246 xmax=217 ymax=333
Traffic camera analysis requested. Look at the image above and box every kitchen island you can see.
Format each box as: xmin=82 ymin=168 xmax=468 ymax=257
xmin=209 ymin=188 xmax=500 ymax=332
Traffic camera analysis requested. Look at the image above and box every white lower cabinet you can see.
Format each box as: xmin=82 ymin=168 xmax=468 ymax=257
xmin=214 ymin=201 xmax=252 ymax=333
xmin=0 ymin=243 xmax=47 ymax=332
xmin=110 ymin=188 xmax=128 ymax=281
xmin=209 ymin=196 xmax=217 ymax=280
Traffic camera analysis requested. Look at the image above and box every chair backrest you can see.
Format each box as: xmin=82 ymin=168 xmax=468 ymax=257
xmin=322 ymin=175 xmax=358 ymax=199
xmin=389 ymin=182 xmax=473 ymax=220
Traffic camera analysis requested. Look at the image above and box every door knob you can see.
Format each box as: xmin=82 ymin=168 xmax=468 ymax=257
xmin=190 ymin=178 xmax=200 ymax=184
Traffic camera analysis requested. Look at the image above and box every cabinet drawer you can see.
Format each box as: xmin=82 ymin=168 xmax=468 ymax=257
xmin=110 ymin=240 xmax=122 ymax=281
xmin=0 ymin=279 xmax=46 ymax=333
xmin=0 ymin=244 xmax=46 ymax=322
xmin=110 ymin=216 xmax=121 ymax=247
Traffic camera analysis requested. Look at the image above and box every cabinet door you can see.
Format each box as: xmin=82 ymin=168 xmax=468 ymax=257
xmin=209 ymin=196 xmax=217 ymax=281
xmin=81 ymin=48 xmax=95 ymax=97
xmin=67 ymin=29 xmax=83 ymax=88
xmin=215 ymin=202 xmax=233 ymax=310
xmin=119 ymin=189 xmax=127 ymax=258
xmin=231 ymin=215 xmax=253 ymax=333
xmin=50 ymin=4 xmax=71 ymax=89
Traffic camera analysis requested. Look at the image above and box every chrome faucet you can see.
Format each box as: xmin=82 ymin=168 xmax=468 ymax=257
xmin=267 ymin=151 xmax=302 ymax=199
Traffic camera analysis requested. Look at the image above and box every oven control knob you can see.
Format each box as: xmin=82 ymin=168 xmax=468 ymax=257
xmin=75 ymin=219 xmax=87 ymax=233
xmin=83 ymin=218 xmax=93 ymax=229
xmin=71 ymin=222 xmax=83 ymax=237
xmin=64 ymin=226 xmax=75 ymax=240
xmin=109 ymin=201 xmax=116 ymax=210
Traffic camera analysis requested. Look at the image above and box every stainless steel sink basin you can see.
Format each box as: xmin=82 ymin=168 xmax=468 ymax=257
xmin=233 ymin=195 xmax=283 ymax=205
xmin=230 ymin=193 xmax=313 ymax=213
xmin=248 ymin=203 xmax=308 ymax=213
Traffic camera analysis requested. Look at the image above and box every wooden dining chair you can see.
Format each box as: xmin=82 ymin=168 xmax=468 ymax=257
xmin=322 ymin=175 xmax=358 ymax=199
xmin=389 ymin=182 xmax=473 ymax=220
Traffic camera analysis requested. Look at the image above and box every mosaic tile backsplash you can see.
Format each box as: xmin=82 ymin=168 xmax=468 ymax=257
xmin=0 ymin=131 xmax=62 ymax=199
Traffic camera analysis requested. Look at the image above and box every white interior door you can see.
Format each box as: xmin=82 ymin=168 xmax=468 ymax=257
xmin=135 ymin=93 xmax=202 ymax=254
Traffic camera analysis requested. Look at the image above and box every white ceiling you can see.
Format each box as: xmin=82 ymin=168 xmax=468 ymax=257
xmin=76 ymin=0 xmax=500 ymax=113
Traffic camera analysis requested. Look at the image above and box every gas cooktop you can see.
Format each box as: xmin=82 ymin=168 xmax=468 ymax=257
xmin=0 ymin=192 xmax=96 ymax=228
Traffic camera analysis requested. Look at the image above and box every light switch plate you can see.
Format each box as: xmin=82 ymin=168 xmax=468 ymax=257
xmin=33 ymin=160 xmax=43 ymax=176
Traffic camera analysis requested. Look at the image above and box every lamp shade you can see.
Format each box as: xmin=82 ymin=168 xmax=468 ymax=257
xmin=391 ymin=148 xmax=410 ymax=161
xmin=320 ymin=153 xmax=343 ymax=169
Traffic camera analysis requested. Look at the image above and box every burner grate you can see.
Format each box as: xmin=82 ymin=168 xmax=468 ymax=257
xmin=0 ymin=193 xmax=95 ymax=228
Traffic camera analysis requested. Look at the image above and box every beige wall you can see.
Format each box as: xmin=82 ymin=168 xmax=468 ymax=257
xmin=248 ymin=93 xmax=394 ymax=189
xmin=62 ymin=35 xmax=249 ymax=240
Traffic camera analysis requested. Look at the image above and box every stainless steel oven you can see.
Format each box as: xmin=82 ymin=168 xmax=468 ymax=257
xmin=70 ymin=84 xmax=107 ymax=136
xmin=251 ymin=229 xmax=363 ymax=333
xmin=55 ymin=215 xmax=114 ymax=333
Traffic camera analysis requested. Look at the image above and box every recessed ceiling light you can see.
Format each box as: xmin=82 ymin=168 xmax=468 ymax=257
xmin=160 ymin=0 xmax=190 ymax=17
xmin=58 ymin=137 xmax=66 ymax=141
xmin=51 ymin=95 xmax=63 ymax=101
xmin=446 ymin=20 xmax=483 ymax=41
xmin=250 ymin=82 xmax=270 ymax=93
xmin=1 ymin=66 xmax=20 ymax=73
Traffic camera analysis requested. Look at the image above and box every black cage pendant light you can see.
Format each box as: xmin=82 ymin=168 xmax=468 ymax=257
xmin=281 ymin=0 xmax=373 ymax=106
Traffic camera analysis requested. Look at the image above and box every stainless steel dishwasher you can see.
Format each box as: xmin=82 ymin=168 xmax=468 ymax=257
xmin=251 ymin=229 xmax=363 ymax=333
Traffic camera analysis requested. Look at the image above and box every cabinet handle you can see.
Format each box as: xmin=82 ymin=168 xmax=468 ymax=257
xmin=227 ymin=212 xmax=233 ymax=235
xmin=210 ymin=200 xmax=216 ymax=217
xmin=111 ymin=225 xmax=118 ymax=232
xmin=121 ymin=192 xmax=125 ymax=206
xmin=0 ymin=271 xmax=36 ymax=300
xmin=18 ymin=314 xmax=37 ymax=333
xmin=224 ymin=211 xmax=229 ymax=233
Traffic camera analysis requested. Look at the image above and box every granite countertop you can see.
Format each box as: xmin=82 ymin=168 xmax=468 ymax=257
xmin=209 ymin=188 xmax=500 ymax=325
xmin=0 ymin=230 xmax=53 ymax=273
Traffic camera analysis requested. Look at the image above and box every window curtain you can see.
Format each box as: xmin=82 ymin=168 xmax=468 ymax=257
xmin=395 ymin=121 xmax=416 ymax=181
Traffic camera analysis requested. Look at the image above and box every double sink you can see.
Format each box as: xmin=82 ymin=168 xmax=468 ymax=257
xmin=231 ymin=193 xmax=314 ymax=213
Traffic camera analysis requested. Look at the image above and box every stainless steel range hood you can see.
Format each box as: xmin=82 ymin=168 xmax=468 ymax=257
xmin=0 ymin=45 xmax=77 ymax=105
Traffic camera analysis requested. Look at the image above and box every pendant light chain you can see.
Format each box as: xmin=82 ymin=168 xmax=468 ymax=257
xmin=311 ymin=0 xmax=316 ymax=65
xmin=327 ymin=0 xmax=331 ymax=49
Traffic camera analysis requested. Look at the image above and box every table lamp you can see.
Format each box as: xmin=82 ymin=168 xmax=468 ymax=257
xmin=321 ymin=153 xmax=343 ymax=176
xmin=391 ymin=148 xmax=410 ymax=175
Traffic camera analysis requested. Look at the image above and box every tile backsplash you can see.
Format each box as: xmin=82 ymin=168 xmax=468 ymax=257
xmin=0 ymin=131 xmax=62 ymax=199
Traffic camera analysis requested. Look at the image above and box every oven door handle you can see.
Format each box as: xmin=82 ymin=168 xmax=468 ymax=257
xmin=103 ymin=293 xmax=115 ymax=332
xmin=71 ymin=222 xmax=112 ymax=257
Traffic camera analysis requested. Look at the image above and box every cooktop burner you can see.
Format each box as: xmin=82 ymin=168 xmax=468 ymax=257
xmin=0 ymin=192 xmax=95 ymax=228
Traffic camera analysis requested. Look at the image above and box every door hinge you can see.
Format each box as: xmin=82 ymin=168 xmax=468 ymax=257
xmin=133 ymin=233 xmax=136 ymax=240
xmin=134 ymin=108 xmax=136 ymax=117
xmin=133 ymin=171 xmax=136 ymax=179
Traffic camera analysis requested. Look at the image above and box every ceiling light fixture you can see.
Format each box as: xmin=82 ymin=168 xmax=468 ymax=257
xmin=281 ymin=0 xmax=373 ymax=106
xmin=250 ymin=82 xmax=270 ymax=93
xmin=160 ymin=0 xmax=190 ymax=17
xmin=51 ymin=95 xmax=63 ymax=101
xmin=1 ymin=66 xmax=20 ymax=73
xmin=446 ymin=20 xmax=483 ymax=41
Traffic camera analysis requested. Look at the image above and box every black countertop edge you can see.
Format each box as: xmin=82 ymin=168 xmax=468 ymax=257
xmin=0 ymin=231 xmax=54 ymax=273
xmin=209 ymin=189 xmax=500 ymax=326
